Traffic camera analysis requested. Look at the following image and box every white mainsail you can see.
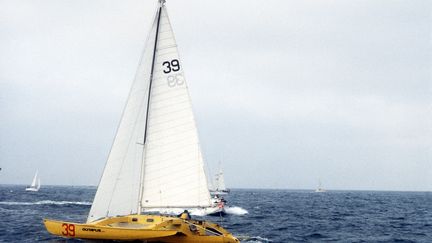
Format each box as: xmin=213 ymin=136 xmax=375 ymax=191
xmin=88 ymin=2 xmax=210 ymax=222
xmin=214 ymin=167 xmax=227 ymax=191
xmin=31 ymin=171 xmax=38 ymax=188
xmin=26 ymin=170 xmax=40 ymax=191
xmin=140 ymin=6 xmax=210 ymax=209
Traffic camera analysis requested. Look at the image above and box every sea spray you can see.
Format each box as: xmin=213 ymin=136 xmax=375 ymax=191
xmin=225 ymin=206 xmax=248 ymax=215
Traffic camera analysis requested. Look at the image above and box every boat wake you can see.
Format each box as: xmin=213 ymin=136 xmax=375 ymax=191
xmin=225 ymin=206 xmax=248 ymax=215
xmin=0 ymin=200 xmax=92 ymax=206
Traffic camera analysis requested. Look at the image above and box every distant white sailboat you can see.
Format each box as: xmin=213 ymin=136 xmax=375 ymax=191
xmin=209 ymin=163 xmax=230 ymax=195
xmin=25 ymin=170 xmax=41 ymax=192
xmin=315 ymin=180 xmax=326 ymax=193
xmin=207 ymin=163 xmax=230 ymax=216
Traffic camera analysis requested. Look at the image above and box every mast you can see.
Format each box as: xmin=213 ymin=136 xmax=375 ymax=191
xmin=137 ymin=0 xmax=165 ymax=214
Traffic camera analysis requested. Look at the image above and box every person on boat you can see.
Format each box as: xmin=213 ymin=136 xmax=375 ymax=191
xmin=179 ymin=210 xmax=191 ymax=220
xmin=217 ymin=200 xmax=225 ymax=209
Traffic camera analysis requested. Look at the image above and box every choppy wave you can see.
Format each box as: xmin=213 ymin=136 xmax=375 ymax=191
xmin=2 ymin=186 xmax=431 ymax=242
xmin=0 ymin=200 xmax=92 ymax=206
xmin=144 ymin=205 xmax=248 ymax=216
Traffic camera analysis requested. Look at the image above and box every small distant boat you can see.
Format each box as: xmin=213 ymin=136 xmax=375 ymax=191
xmin=206 ymin=195 xmax=227 ymax=216
xmin=315 ymin=180 xmax=326 ymax=193
xmin=207 ymin=163 xmax=229 ymax=216
xmin=209 ymin=163 xmax=230 ymax=195
xmin=315 ymin=188 xmax=326 ymax=193
xmin=25 ymin=170 xmax=41 ymax=192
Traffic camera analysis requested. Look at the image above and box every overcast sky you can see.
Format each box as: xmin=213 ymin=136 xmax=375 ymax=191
xmin=1 ymin=0 xmax=431 ymax=191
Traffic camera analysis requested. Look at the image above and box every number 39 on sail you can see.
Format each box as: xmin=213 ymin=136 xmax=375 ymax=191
xmin=43 ymin=0 xmax=239 ymax=242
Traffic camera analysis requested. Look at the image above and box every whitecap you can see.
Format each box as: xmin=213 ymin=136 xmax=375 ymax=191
xmin=237 ymin=235 xmax=272 ymax=242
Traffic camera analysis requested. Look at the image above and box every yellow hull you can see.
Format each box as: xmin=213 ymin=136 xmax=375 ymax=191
xmin=44 ymin=214 xmax=239 ymax=243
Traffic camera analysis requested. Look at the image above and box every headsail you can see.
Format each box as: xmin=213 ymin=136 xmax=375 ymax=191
xmin=88 ymin=2 xmax=210 ymax=222
xmin=87 ymin=8 xmax=159 ymax=223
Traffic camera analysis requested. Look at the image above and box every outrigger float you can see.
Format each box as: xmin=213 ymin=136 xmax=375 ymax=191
xmin=44 ymin=0 xmax=239 ymax=242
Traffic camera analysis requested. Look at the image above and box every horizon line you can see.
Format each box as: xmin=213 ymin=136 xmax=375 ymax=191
xmin=0 ymin=183 xmax=430 ymax=193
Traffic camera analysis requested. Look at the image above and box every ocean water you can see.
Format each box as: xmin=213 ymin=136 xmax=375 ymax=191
xmin=0 ymin=185 xmax=431 ymax=242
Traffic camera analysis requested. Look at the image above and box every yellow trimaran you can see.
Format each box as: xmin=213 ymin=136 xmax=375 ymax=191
xmin=44 ymin=0 xmax=239 ymax=242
